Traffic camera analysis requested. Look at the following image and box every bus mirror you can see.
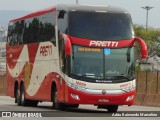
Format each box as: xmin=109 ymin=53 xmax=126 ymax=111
xmin=58 ymin=10 xmax=66 ymax=19
xmin=134 ymin=37 xmax=148 ymax=59
xmin=62 ymin=34 xmax=72 ymax=56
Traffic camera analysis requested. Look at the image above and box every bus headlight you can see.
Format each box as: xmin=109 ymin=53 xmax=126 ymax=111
xmin=67 ymin=82 xmax=86 ymax=91
xmin=122 ymin=86 xmax=136 ymax=92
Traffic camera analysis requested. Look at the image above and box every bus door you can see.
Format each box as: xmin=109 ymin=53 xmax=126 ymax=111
xmin=57 ymin=10 xmax=68 ymax=103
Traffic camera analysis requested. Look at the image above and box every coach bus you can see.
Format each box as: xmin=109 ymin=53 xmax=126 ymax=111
xmin=6 ymin=4 xmax=147 ymax=112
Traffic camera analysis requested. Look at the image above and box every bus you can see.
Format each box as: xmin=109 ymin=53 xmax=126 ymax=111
xmin=6 ymin=4 xmax=148 ymax=112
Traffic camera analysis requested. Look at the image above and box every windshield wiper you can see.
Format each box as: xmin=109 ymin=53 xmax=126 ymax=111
xmin=113 ymin=74 xmax=134 ymax=81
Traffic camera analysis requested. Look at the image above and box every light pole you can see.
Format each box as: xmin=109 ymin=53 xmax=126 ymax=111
xmin=142 ymin=6 xmax=154 ymax=30
xmin=76 ymin=0 xmax=78 ymax=4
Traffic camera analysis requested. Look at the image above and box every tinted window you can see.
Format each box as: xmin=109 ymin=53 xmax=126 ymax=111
xmin=8 ymin=12 xmax=56 ymax=46
xmin=8 ymin=21 xmax=24 ymax=46
xmin=23 ymin=12 xmax=56 ymax=45
xmin=69 ymin=11 xmax=133 ymax=40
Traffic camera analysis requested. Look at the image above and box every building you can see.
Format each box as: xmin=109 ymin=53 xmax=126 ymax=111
xmin=0 ymin=27 xmax=7 ymax=75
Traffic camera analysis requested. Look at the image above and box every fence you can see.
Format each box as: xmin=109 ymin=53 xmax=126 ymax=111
xmin=135 ymin=71 xmax=160 ymax=107
xmin=0 ymin=75 xmax=6 ymax=96
xmin=0 ymin=72 xmax=160 ymax=106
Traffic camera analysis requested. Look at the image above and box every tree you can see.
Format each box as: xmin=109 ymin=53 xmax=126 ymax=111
xmin=134 ymin=25 xmax=160 ymax=63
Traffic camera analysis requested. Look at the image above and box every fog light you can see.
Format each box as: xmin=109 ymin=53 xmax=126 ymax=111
xmin=126 ymin=95 xmax=134 ymax=102
xmin=71 ymin=94 xmax=80 ymax=100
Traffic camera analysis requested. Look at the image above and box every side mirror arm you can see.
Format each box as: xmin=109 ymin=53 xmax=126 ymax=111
xmin=134 ymin=37 xmax=148 ymax=59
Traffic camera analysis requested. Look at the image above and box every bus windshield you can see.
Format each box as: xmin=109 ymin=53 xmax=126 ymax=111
xmin=68 ymin=11 xmax=133 ymax=40
xmin=70 ymin=45 xmax=135 ymax=83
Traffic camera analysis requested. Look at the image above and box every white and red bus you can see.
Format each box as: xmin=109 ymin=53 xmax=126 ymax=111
xmin=6 ymin=4 xmax=148 ymax=112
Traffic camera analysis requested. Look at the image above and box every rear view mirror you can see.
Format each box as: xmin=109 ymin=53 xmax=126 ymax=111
xmin=134 ymin=37 xmax=148 ymax=59
xmin=58 ymin=10 xmax=66 ymax=19
xmin=62 ymin=34 xmax=72 ymax=56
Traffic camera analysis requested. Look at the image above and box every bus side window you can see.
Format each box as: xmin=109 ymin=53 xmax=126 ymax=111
xmin=7 ymin=24 xmax=13 ymax=45
xmin=8 ymin=23 xmax=17 ymax=46
xmin=37 ymin=12 xmax=56 ymax=46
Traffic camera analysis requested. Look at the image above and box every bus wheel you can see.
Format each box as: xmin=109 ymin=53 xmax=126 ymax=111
xmin=20 ymin=84 xmax=27 ymax=106
xmin=52 ymin=88 xmax=65 ymax=110
xmin=16 ymin=88 xmax=21 ymax=106
xmin=106 ymin=105 xmax=118 ymax=113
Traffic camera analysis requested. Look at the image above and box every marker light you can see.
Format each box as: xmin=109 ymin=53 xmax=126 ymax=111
xmin=71 ymin=94 xmax=80 ymax=100
xmin=126 ymin=95 xmax=134 ymax=102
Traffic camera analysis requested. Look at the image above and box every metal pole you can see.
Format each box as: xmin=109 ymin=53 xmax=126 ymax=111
xmin=142 ymin=6 xmax=154 ymax=30
xmin=146 ymin=9 xmax=149 ymax=30
xmin=76 ymin=0 xmax=78 ymax=4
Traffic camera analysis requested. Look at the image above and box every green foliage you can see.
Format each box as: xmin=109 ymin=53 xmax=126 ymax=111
xmin=134 ymin=25 xmax=160 ymax=61
xmin=135 ymin=64 xmax=141 ymax=71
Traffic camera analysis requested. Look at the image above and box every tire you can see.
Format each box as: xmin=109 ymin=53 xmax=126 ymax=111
xmin=20 ymin=84 xmax=39 ymax=106
xmin=52 ymin=87 xmax=65 ymax=110
xmin=20 ymin=84 xmax=28 ymax=106
xmin=106 ymin=105 xmax=118 ymax=113
xmin=15 ymin=87 xmax=21 ymax=106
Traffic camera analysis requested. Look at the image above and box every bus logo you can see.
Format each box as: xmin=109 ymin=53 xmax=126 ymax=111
xmin=102 ymin=90 xmax=107 ymax=95
xmin=40 ymin=45 xmax=52 ymax=56
xmin=89 ymin=41 xmax=118 ymax=47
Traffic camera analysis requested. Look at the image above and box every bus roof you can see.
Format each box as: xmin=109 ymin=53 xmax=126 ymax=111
xmin=10 ymin=7 xmax=56 ymax=22
xmin=10 ymin=4 xmax=129 ymax=22
xmin=57 ymin=4 xmax=129 ymax=13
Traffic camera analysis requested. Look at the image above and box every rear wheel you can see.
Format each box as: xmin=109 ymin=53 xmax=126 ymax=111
xmin=15 ymin=87 xmax=21 ymax=106
xmin=19 ymin=84 xmax=39 ymax=106
xmin=20 ymin=84 xmax=28 ymax=106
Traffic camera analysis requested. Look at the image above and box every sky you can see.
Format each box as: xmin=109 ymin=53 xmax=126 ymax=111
xmin=0 ymin=0 xmax=159 ymax=28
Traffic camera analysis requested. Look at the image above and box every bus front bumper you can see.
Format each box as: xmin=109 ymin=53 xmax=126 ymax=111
xmin=66 ymin=87 xmax=135 ymax=105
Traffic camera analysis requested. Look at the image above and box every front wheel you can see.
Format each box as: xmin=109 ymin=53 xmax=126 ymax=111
xmin=106 ymin=105 xmax=118 ymax=113
xmin=52 ymin=87 xmax=65 ymax=110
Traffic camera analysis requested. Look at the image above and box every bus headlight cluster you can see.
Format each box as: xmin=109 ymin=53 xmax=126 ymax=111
xmin=122 ymin=86 xmax=136 ymax=92
xmin=67 ymin=82 xmax=86 ymax=91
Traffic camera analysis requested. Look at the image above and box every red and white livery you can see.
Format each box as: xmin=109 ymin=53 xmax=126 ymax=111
xmin=6 ymin=4 xmax=147 ymax=112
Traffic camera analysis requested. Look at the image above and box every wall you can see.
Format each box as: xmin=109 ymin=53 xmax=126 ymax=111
xmin=135 ymin=71 xmax=160 ymax=107
xmin=0 ymin=72 xmax=160 ymax=107
xmin=0 ymin=75 xmax=6 ymax=96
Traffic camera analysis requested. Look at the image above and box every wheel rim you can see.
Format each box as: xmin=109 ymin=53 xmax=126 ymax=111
xmin=16 ymin=89 xmax=20 ymax=104
xmin=20 ymin=85 xmax=25 ymax=105
xmin=21 ymin=91 xmax=24 ymax=102
xmin=54 ymin=91 xmax=58 ymax=103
